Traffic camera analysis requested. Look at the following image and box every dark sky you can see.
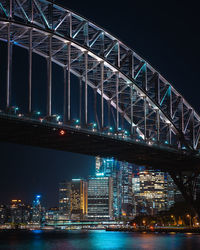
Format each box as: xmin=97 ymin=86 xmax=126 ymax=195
xmin=1 ymin=0 xmax=200 ymax=208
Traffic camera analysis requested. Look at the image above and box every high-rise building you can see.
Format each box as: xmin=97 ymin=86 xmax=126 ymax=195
xmin=95 ymin=157 xmax=122 ymax=218
xmin=166 ymin=174 xmax=175 ymax=209
xmin=134 ymin=170 xmax=167 ymax=215
xmin=0 ymin=205 xmax=7 ymax=224
xmin=95 ymin=157 xmax=134 ymax=218
xmin=59 ymin=181 xmax=71 ymax=219
xmin=32 ymin=195 xmax=44 ymax=224
xmin=120 ymin=162 xmax=133 ymax=217
xmin=87 ymin=176 xmax=113 ymax=220
xmin=9 ymin=200 xmax=31 ymax=224
xmin=70 ymin=179 xmax=87 ymax=220
xmin=132 ymin=174 xmax=140 ymax=216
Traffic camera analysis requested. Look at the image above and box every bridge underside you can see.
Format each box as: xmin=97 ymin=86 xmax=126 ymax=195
xmin=0 ymin=116 xmax=199 ymax=171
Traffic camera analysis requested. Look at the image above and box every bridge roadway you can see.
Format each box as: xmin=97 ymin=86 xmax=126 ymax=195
xmin=0 ymin=114 xmax=199 ymax=172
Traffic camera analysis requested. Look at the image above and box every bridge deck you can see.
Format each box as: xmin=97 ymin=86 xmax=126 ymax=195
xmin=0 ymin=116 xmax=199 ymax=171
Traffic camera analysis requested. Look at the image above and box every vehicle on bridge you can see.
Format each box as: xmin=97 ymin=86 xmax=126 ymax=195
xmin=42 ymin=115 xmax=62 ymax=125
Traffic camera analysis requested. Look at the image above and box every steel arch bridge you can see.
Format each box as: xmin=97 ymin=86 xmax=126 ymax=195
xmin=0 ymin=0 xmax=200 ymax=216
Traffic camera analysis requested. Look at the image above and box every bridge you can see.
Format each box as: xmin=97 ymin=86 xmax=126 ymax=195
xmin=0 ymin=0 xmax=200 ymax=216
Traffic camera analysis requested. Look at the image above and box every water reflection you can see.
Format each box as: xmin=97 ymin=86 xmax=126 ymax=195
xmin=1 ymin=230 xmax=200 ymax=250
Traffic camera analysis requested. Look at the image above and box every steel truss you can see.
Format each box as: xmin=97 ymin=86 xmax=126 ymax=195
xmin=169 ymin=170 xmax=200 ymax=217
xmin=0 ymin=0 xmax=200 ymax=152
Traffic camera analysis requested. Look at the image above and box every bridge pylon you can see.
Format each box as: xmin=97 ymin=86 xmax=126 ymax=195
xmin=169 ymin=170 xmax=200 ymax=219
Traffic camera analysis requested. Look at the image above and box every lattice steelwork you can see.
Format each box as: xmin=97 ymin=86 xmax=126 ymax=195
xmin=0 ymin=0 xmax=200 ymax=152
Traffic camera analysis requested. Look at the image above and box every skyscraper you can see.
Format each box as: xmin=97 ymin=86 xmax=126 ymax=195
xmin=59 ymin=181 xmax=71 ymax=219
xmin=133 ymin=170 xmax=168 ymax=215
xmin=120 ymin=162 xmax=133 ymax=217
xmin=95 ymin=157 xmax=134 ymax=218
xmin=70 ymin=179 xmax=87 ymax=220
xmin=87 ymin=176 xmax=113 ymax=220
xmin=32 ymin=195 xmax=44 ymax=224
xmin=95 ymin=157 xmax=122 ymax=218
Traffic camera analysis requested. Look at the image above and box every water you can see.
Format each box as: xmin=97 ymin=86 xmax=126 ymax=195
xmin=0 ymin=230 xmax=200 ymax=250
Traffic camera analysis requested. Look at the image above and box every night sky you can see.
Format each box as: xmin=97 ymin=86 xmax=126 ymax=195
xmin=0 ymin=0 xmax=200 ymax=208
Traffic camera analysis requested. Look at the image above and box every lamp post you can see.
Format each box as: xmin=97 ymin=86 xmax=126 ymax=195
xmin=186 ymin=214 xmax=192 ymax=228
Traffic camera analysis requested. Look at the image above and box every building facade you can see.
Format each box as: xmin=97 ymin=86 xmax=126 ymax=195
xmin=132 ymin=170 xmax=176 ymax=215
xmin=59 ymin=181 xmax=71 ymax=219
xmin=70 ymin=179 xmax=87 ymax=220
xmin=95 ymin=157 xmax=133 ymax=218
xmin=87 ymin=176 xmax=113 ymax=220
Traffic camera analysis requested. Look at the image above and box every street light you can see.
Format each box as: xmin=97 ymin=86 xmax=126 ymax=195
xmin=186 ymin=214 xmax=192 ymax=228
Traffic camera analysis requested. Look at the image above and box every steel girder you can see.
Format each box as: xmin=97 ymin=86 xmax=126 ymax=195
xmin=0 ymin=0 xmax=200 ymax=152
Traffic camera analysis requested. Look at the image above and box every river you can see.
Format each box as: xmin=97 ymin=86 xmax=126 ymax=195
xmin=0 ymin=230 xmax=200 ymax=249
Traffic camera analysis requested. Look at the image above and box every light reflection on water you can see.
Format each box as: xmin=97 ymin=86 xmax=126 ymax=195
xmin=1 ymin=230 xmax=200 ymax=250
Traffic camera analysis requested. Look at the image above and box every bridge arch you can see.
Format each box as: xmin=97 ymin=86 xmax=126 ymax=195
xmin=0 ymin=0 xmax=200 ymax=152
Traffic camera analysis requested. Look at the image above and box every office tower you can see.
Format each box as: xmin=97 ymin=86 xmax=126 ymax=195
xmin=9 ymin=200 xmax=31 ymax=224
xmin=166 ymin=174 xmax=175 ymax=209
xmin=59 ymin=180 xmax=71 ymax=219
xmin=32 ymin=195 xmax=43 ymax=224
xmin=0 ymin=205 xmax=7 ymax=224
xmin=70 ymin=179 xmax=87 ymax=220
xmin=120 ymin=162 xmax=133 ymax=217
xmin=132 ymin=174 xmax=140 ymax=216
xmin=137 ymin=170 xmax=167 ymax=215
xmin=95 ymin=157 xmax=134 ymax=218
xmin=87 ymin=176 xmax=113 ymax=220
xmin=95 ymin=157 xmax=122 ymax=218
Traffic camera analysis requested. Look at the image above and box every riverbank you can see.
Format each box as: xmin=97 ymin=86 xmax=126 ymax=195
xmin=106 ymin=227 xmax=200 ymax=234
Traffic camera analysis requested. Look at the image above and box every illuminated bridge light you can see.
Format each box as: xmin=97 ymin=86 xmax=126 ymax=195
xmin=96 ymin=172 xmax=104 ymax=176
xmin=59 ymin=130 xmax=66 ymax=136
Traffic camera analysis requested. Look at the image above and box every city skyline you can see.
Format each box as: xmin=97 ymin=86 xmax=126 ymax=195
xmin=0 ymin=157 xmax=181 ymax=226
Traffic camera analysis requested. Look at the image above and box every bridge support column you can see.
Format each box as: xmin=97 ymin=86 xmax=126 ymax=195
xmin=84 ymin=51 xmax=88 ymax=126
xmin=67 ymin=43 xmax=71 ymax=121
xmin=28 ymin=28 xmax=33 ymax=113
xmin=6 ymin=23 xmax=12 ymax=109
xmin=63 ymin=65 xmax=67 ymax=123
xmin=108 ymin=100 xmax=111 ymax=129
xmin=144 ymin=97 xmax=147 ymax=140
xmin=79 ymin=76 xmax=82 ymax=125
xmin=47 ymin=35 xmax=52 ymax=117
xmin=130 ymin=84 xmax=133 ymax=137
xmin=169 ymin=170 xmax=200 ymax=219
xmin=94 ymin=88 xmax=97 ymax=127
xmin=101 ymin=61 xmax=104 ymax=129
xmin=156 ymin=110 xmax=160 ymax=142
xmin=116 ymin=72 xmax=119 ymax=131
